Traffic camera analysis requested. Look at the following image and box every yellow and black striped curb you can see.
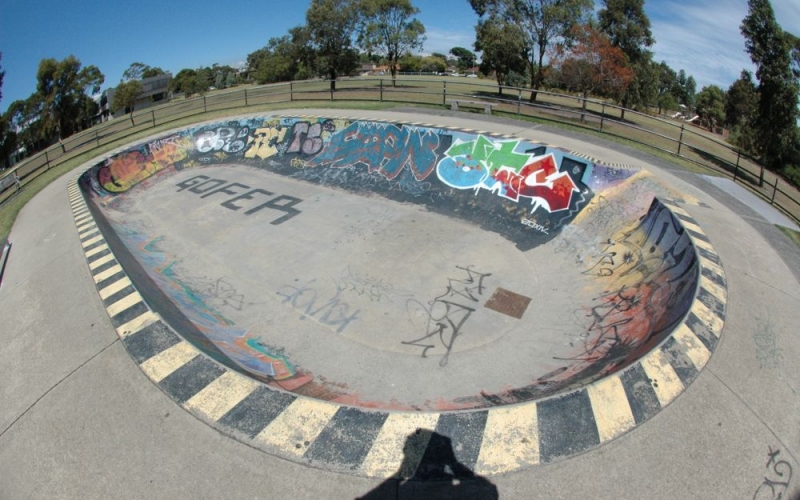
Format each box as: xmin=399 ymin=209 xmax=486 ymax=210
xmin=67 ymin=131 xmax=727 ymax=478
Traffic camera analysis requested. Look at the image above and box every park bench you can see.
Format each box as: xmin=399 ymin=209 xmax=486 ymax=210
xmin=447 ymin=99 xmax=495 ymax=115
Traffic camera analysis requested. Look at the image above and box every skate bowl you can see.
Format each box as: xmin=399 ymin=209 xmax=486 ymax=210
xmin=72 ymin=114 xmax=726 ymax=474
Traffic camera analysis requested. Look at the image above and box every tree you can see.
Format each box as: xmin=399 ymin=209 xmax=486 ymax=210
xmin=420 ymin=55 xmax=447 ymax=73
xmin=112 ymin=80 xmax=143 ymax=122
xmin=725 ymin=70 xmax=758 ymax=153
xmin=598 ymin=0 xmax=654 ymax=118
xmin=142 ymin=67 xmax=166 ymax=79
xmin=399 ymin=53 xmax=423 ymax=72
xmin=449 ymin=47 xmax=476 ymax=71
xmin=306 ymin=0 xmax=361 ymax=90
xmin=741 ymin=0 xmax=800 ymax=182
xmin=470 ymin=0 xmax=593 ymax=101
xmin=655 ymin=61 xmax=678 ymax=114
xmin=475 ymin=15 xmax=527 ymax=93
xmin=250 ymin=28 xmax=313 ymax=84
xmin=122 ymin=62 xmax=148 ymax=82
xmin=170 ymin=68 xmax=208 ymax=97
xmin=35 ymin=56 xmax=104 ymax=140
xmin=358 ymin=0 xmax=426 ymax=86
xmin=695 ymin=85 xmax=726 ymax=131
xmin=674 ymin=69 xmax=696 ymax=110
xmin=551 ymin=25 xmax=633 ymax=122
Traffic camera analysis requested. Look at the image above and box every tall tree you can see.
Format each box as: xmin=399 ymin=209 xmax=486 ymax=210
xmin=306 ymin=0 xmax=361 ymax=90
xmin=122 ymin=62 xmax=148 ymax=82
xmin=0 ymin=52 xmax=5 ymax=104
xmin=449 ymin=47 xmax=476 ymax=71
xmin=474 ymin=15 xmax=527 ymax=93
xmin=741 ymin=0 xmax=800 ymax=182
xmin=551 ymin=25 xmax=633 ymax=121
xmin=655 ymin=60 xmax=678 ymax=114
xmin=470 ymin=0 xmax=593 ymax=101
xmin=250 ymin=27 xmax=313 ymax=84
xmin=598 ymin=0 xmax=654 ymax=118
xmin=35 ymin=56 xmax=104 ymax=140
xmin=695 ymin=85 xmax=726 ymax=131
xmin=725 ymin=69 xmax=758 ymax=153
xmin=358 ymin=0 xmax=426 ymax=86
xmin=111 ymin=80 xmax=143 ymax=123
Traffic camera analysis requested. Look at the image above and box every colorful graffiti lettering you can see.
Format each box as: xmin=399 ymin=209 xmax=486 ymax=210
xmin=437 ymin=136 xmax=581 ymax=213
xmin=194 ymin=125 xmax=250 ymax=154
xmin=306 ymin=121 xmax=446 ymax=181
xmin=245 ymin=126 xmax=288 ymax=160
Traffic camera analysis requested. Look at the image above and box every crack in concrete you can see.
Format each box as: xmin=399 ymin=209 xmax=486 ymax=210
xmin=0 ymin=337 xmax=120 ymax=440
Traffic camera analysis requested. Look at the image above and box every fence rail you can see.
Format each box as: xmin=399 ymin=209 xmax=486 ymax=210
xmin=2 ymin=77 xmax=799 ymax=225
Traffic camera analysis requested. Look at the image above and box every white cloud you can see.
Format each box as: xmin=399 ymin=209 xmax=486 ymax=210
xmin=421 ymin=28 xmax=477 ymax=56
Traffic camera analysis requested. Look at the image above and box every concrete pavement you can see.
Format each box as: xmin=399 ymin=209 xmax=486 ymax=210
xmin=1 ymin=108 xmax=798 ymax=499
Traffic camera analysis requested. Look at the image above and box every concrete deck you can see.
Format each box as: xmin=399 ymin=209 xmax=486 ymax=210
xmin=1 ymin=108 xmax=798 ymax=499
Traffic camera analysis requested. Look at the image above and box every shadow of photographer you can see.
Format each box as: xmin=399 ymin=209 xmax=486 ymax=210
xmin=356 ymin=428 xmax=499 ymax=500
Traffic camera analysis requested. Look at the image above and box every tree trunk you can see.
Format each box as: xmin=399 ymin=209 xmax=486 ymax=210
xmin=329 ymin=69 xmax=337 ymax=91
xmin=391 ymin=65 xmax=397 ymax=88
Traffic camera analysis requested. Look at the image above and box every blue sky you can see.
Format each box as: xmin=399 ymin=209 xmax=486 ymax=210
xmin=1 ymin=0 xmax=799 ymax=113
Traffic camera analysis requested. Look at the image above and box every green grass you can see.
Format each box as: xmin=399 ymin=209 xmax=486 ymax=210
xmin=778 ymin=226 xmax=800 ymax=250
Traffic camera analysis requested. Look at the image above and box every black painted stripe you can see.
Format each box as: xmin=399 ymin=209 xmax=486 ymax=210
xmin=412 ymin=411 xmax=489 ymax=479
xmin=96 ymin=271 xmax=127 ymax=291
xmin=697 ymin=247 xmax=721 ymax=265
xmin=620 ymin=364 xmax=662 ymax=425
xmin=697 ymin=288 xmax=726 ymax=321
xmin=102 ymin=284 xmax=136 ymax=308
xmin=674 ymin=212 xmax=695 ymax=225
xmin=537 ymin=390 xmax=600 ymax=464
xmin=701 ymin=267 xmax=727 ymax=288
xmin=83 ymin=239 xmax=106 ymax=253
xmin=158 ymin=355 xmax=224 ymax=404
xmin=86 ymin=248 xmax=112 ymax=264
xmin=80 ymin=231 xmax=101 ymax=243
xmin=303 ymin=407 xmax=388 ymax=470
xmin=91 ymin=259 xmax=119 ymax=277
xmin=685 ymin=312 xmax=719 ymax=353
xmin=122 ymin=321 xmax=182 ymax=364
xmin=687 ymin=229 xmax=710 ymax=242
xmin=660 ymin=337 xmax=700 ymax=387
xmin=109 ymin=301 xmax=150 ymax=328
xmin=218 ymin=386 xmax=296 ymax=439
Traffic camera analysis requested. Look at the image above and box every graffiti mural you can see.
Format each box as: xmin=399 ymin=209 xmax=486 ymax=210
xmin=78 ymin=114 xmax=700 ymax=410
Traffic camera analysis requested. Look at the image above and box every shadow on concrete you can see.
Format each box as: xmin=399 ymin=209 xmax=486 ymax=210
xmin=355 ymin=429 xmax=499 ymax=500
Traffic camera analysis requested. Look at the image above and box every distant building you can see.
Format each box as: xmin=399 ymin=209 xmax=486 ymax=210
xmin=103 ymin=73 xmax=172 ymax=120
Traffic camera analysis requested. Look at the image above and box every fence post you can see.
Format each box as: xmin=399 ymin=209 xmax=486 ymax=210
xmin=380 ymin=79 xmax=383 ymax=102
xmin=44 ymin=150 xmax=51 ymax=171
xmin=733 ymin=150 xmax=741 ymax=183
xmin=600 ymin=103 xmax=606 ymax=132
xmin=151 ymin=110 xmax=156 ymax=127
xmin=771 ymin=179 xmax=779 ymax=204
xmin=289 ymin=83 xmax=294 ymax=101
xmin=517 ymin=89 xmax=522 ymax=115
xmin=245 ymin=88 xmax=249 ymax=106
xmin=95 ymin=130 xmax=100 ymax=147
xmin=677 ymin=124 xmax=685 ymax=156
xmin=442 ymin=81 xmax=447 ymax=107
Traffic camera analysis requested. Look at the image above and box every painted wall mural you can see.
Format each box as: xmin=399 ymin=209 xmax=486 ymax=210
xmin=79 ymin=115 xmax=700 ymax=410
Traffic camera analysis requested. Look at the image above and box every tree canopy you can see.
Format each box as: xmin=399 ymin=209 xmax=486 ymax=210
xmin=358 ymin=0 xmax=425 ymax=84
xmin=35 ymin=56 xmax=104 ymax=140
xmin=475 ymin=15 xmax=527 ymax=92
xmin=306 ymin=0 xmax=361 ymax=90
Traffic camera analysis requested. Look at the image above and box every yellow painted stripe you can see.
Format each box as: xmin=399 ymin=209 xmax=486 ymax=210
xmin=664 ymin=203 xmax=691 ymax=217
xmin=255 ymin=398 xmax=339 ymax=457
xmin=73 ymin=208 xmax=89 ymax=218
xmin=587 ymin=376 xmax=636 ymax=443
xmin=106 ymin=291 xmax=143 ymax=317
xmin=89 ymin=253 xmax=115 ymax=270
xmin=139 ymin=341 xmax=199 ymax=383
xmin=698 ymin=256 xmax=725 ymax=279
xmin=78 ymin=225 xmax=98 ymax=237
xmin=85 ymin=244 xmax=109 ymax=259
xmin=672 ymin=323 xmax=712 ymax=370
xmin=93 ymin=264 xmax=122 ymax=283
xmin=691 ymin=299 xmax=724 ymax=337
xmin=81 ymin=234 xmax=103 ymax=248
xmin=680 ymin=219 xmax=703 ymax=235
xmin=185 ymin=371 xmax=261 ymax=421
xmin=99 ymin=276 xmax=132 ymax=300
xmin=691 ymin=236 xmax=715 ymax=254
xmin=115 ymin=310 xmax=159 ymax=338
xmin=360 ymin=413 xmax=440 ymax=478
xmin=475 ymin=405 xmax=539 ymax=475
xmin=641 ymin=349 xmax=684 ymax=407
xmin=700 ymin=275 xmax=726 ymax=302
xmin=76 ymin=219 xmax=95 ymax=231
xmin=74 ymin=214 xmax=92 ymax=223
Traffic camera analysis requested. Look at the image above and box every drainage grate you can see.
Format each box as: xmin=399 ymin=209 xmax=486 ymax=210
xmin=484 ymin=287 xmax=532 ymax=319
